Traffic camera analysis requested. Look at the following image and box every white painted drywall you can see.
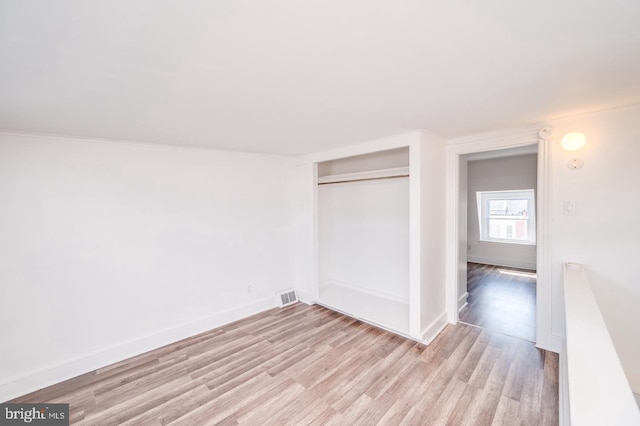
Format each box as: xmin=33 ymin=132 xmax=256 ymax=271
xmin=466 ymin=154 xmax=537 ymax=270
xmin=548 ymin=104 xmax=640 ymax=395
xmin=289 ymin=162 xmax=317 ymax=303
xmin=0 ymin=132 xmax=295 ymax=401
xmin=318 ymin=177 xmax=410 ymax=301
xmin=419 ymin=131 xmax=448 ymax=340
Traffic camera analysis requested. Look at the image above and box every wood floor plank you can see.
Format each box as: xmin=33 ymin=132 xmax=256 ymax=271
xmin=118 ymin=384 xmax=212 ymax=426
xmin=445 ymin=384 xmax=482 ymax=425
xmin=422 ymin=377 xmax=468 ymax=425
xmin=375 ymin=399 xmax=413 ymax=425
xmin=11 ymin=303 xmax=558 ymax=425
xmin=460 ymin=262 xmax=537 ymax=342
xmin=491 ymin=395 xmax=522 ymax=426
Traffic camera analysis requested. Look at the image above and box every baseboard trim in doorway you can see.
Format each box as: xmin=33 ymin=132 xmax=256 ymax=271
xmin=458 ymin=292 xmax=469 ymax=311
xmin=458 ymin=320 xmax=535 ymax=343
xmin=421 ymin=312 xmax=448 ymax=344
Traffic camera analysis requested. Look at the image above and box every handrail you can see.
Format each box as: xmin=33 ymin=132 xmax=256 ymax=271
xmin=562 ymin=262 xmax=640 ymax=425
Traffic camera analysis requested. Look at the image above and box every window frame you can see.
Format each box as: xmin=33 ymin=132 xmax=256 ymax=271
xmin=476 ymin=189 xmax=536 ymax=245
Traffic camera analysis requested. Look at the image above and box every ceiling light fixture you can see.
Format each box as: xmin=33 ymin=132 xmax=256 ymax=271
xmin=561 ymin=132 xmax=586 ymax=151
xmin=561 ymin=132 xmax=586 ymax=169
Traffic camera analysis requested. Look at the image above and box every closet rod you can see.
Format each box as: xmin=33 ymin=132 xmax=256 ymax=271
xmin=318 ymin=174 xmax=409 ymax=185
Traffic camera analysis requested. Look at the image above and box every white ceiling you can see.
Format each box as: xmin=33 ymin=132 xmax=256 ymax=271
xmin=1 ymin=1 xmax=639 ymax=155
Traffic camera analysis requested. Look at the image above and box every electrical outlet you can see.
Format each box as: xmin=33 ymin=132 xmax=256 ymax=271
xmin=563 ymin=200 xmax=577 ymax=215
xmin=247 ymin=285 xmax=253 ymax=293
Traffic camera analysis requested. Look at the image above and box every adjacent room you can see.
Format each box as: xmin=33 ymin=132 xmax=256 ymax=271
xmin=460 ymin=149 xmax=538 ymax=342
xmin=1 ymin=1 xmax=640 ymax=424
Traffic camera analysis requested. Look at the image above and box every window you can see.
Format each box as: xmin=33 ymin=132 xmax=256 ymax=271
xmin=476 ymin=189 xmax=536 ymax=244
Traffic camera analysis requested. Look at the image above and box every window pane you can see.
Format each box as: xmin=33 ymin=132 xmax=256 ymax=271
xmin=477 ymin=189 xmax=536 ymax=244
xmin=488 ymin=218 xmax=528 ymax=240
xmin=487 ymin=199 xmax=530 ymax=241
xmin=488 ymin=199 xmax=529 ymax=218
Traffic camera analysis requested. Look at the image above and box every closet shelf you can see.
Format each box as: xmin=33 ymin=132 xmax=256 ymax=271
xmin=317 ymin=166 xmax=409 ymax=185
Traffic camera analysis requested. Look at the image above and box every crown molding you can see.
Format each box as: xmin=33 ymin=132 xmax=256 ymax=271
xmin=447 ymin=124 xmax=543 ymax=149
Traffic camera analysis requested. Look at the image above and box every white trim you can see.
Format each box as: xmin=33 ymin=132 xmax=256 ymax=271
xmin=445 ymin=145 xmax=459 ymax=324
xmin=296 ymin=290 xmax=315 ymax=306
xmin=534 ymin=133 xmax=561 ymax=352
xmin=312 ymin=163 xmax=320 ymax=302
xmin=0 ymin=297 xmax=276 ymax=403
xmin=421 ymin=312 xmax=448 ymax=344
xmin=298 ymin=131 xmax=420 ymax=164
xmin=447 ymin=124 xmax=543 ymax=147
xmin=408 ymin=138 xmax=422 ymax=340
xmin=445 ymin=125 xmax=558 ymax=352
xmin=317 ymin=166 xmax=409 ymax=184
xmin=467 ymin=256 xmax=536 ymax=271
xmin=458 ymin=292 xmax=469 ymax=311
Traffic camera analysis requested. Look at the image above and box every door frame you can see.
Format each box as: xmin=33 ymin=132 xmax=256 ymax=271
xmin=445 ymin=125 xmax=559 ymax=352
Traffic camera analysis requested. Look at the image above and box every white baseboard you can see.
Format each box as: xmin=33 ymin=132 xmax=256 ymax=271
xmin=296 ymin=290 xmax=315 ymax=305
xmin=467 ymin=256 xmax=536 ymax=271
xmin=0 ymin=297 xmax=276 ymax=403
xmin=458 ymin=292 xmax=469 ymax=311
xmin=536 ymin=332 xmax=563 ymax=354
xmin=421 ymin=312 xmax=448 ymax=345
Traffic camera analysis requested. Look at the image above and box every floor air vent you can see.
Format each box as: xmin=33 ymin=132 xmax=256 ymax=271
xmin=278 ymin=290 xmax=298 ymax=307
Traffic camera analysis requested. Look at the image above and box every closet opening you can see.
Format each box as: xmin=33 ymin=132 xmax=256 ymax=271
xmin=316 ymin=147 xmax=410 ymax=335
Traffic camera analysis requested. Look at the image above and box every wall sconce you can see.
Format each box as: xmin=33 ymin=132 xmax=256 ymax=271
xmin=561 ymin=132 xmax=586 ymax=170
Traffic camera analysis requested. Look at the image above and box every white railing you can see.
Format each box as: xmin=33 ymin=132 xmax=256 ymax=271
xmin=562 ymin=262 xmax=640 ymax=425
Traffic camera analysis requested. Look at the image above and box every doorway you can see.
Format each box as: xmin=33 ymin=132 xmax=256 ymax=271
xmin=446 ymin=128 xmax=555 ymax=350
xmin=458 ymin=149 xmax=538 ymax=341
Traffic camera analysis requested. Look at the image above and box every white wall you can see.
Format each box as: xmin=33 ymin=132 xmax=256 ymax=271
xmin=547 ymin=104 xmax=640 ymax=394
xmin=419 ymin=131 xmax=448 ymax=340
xmin=318 ymin=178 xmax=409 ymax=301
xmin=289 ymin=162 xmax=316 ymax=303
xmin=0 ymin=132 xmax=295 ymax=401
xmin=466 ymin=154 xmax=537 ymax=269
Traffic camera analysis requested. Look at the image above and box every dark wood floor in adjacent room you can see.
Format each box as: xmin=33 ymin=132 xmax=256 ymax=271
xmin=13 ymin=303 xmax=558 ymax=425
xmin=460 ymin=263 xmax=537 ymax=342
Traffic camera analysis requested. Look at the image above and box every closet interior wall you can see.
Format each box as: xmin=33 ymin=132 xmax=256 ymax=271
xmin=317 ymin=147 xmax=410 ymax=334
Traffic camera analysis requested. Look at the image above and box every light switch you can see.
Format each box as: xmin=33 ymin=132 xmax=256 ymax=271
xmin=563 ymin=200 xmax=577 ymax=215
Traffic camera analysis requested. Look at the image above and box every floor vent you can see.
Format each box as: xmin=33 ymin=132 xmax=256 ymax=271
xmin=278 ymin=290 xmax=298 ymax=307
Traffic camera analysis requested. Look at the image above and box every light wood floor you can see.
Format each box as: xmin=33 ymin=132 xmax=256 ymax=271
xmin=13 ymin=303 xmax=558 ymax=425
xmin=460 ymin=263 xmax=537 ymax=342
